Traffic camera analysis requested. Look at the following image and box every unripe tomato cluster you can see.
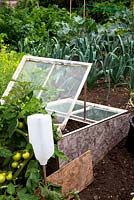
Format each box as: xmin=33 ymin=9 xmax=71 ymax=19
xmin=11 ymin=150 xmax=30 ymax=169
xmin=0 ymin=150 xmax=31 ymax=185
xmin=0 ymin=171 xmax=13 ymax=184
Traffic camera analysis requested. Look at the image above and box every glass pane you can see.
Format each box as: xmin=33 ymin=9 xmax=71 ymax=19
xmin=17 ymin=61 xmax=52 ymax=90
xmin=47 ymin=99 xmax=85 ymax=114
xmin=39 ymin=64 xmax=87 ymax=102
xmin=47 ymin=101 xmax=72 ymax=113
xmin=74 ymin=107 xmax=117 ymax=121
xmin=73 ymin=103 xmax=84 ymax=111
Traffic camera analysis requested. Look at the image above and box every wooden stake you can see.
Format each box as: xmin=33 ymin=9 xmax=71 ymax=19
xmin=43 ymin=165 xmax=47 ymax=185
xmin=84 ymin=82 xmax=87 ymax=121
xmin=131 ymin=0 xmax=134 ymax=13
xmin=83 ymin=0 xmax=86 ymax=18
xmin=70 ymin=0 xmax=72 ymax=18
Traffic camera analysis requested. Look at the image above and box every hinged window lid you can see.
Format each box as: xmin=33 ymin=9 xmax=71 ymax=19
xmin=2 ymin=55 xmax=92 ymax=129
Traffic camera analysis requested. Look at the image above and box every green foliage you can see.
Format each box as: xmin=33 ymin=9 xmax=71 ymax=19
xmin=0 ymin=81 xmax=73 ymax=199
xmin=6 ymin=183 xmax=15 ymax=195
xmin=0 ymin=33 xmax=7 ymax=48
xmin=128 ymin=57 xmax=134 ymax=93
xmin=0 ymin=147 xmax=12 ymax=158
xmin=39 ymin=183 xmax=80 ymax=200
xmin=25 ymin=160 xmax=42 ymax=193
xmin=0 ymin=2 xmax=134 ymax=95
xmin=0 ymin=46 xmax=24 ymax=97
xmin=93 ymin=2 xmax=126 ymax=23
xmin=40 ymin=184 xmax=63 ymax=200
xmin=0 ymin=3 xmax=95 ymax=51
xmin=17 ymin=188 xmax=39 ymax=200
xmin=0 ymin=83 xmax=46 ymax=151
xmin=80 ymin=0 xmax=130 ymax=24
xmin=69 ymin=26 xmax=134 ymax=91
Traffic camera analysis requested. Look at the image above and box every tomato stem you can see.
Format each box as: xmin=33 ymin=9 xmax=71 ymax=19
xmin=15 ymin=128 xmax=29 ymax=142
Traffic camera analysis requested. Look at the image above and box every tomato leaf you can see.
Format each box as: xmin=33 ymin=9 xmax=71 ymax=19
xmin=25 ymin=160 xmax=41 ymax=193
xmin=6 ymin=183 xmax=15 ymax=195
xmin=40 ymin=185 xmax=63 ymax=200
xmin=0 ymin=146 xmax=12 ymax=158
xmin=17 ymin=187 xmax=39 ymax=200
xmin=7 ymin=118 xmax=18 ymax=138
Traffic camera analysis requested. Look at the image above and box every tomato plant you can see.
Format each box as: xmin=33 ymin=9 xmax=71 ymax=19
xmin=0 ymin=83 xmax=74 ymax=199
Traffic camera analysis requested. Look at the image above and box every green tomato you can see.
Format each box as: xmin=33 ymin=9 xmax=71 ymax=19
xmin=18 ymin=122 xmax=24 ymax=129
xmin=26 ymin=96 xmax=30 ymax=101
xmin=6 ymin=172 xmax=13 ymax=181
xmin=0 ymin=174 xmax=6 ymax=184
xmin=17 ymin=99 xmax=22 ymax=103
xmin=2 ymin=172 xmax=6 ymax=176
xmin=11 ymin=161 xmax=18 ymax=168
xmin=22 ymin=151 xmax=30 ymax=160
xmin=13 ymin=152 xmax=21 ymax=161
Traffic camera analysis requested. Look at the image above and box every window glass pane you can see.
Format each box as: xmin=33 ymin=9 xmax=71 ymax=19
xmin=74 ymin=107 xmax=117 ymax=121
xmin=39 ymin=64 xmax=87 ymax=102
xmin=17 ymin=61 xmax=52 ymax=87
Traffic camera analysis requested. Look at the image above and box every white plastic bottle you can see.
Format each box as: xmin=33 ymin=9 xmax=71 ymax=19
xmin=27 ymin=114 xmax=54 ymax=165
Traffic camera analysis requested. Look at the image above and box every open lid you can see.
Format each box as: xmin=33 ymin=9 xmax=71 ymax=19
xmin=2 ymin=55 xmax=92 ymax=129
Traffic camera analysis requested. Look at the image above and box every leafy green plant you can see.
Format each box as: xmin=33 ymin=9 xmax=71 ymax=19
xmin=69 ymin=28 xmax=134 ymax=95
xmin=87 ymin=60 xmax=105 ymax=89
xmin=124 ymin=36 xmax=134 ymax=94
xmin=69 ymin=35 xmax=105 ymax=88
xmin=0 ymin=45 xmax=24 ymax=97
xmin=0 ymin=0 xmax=98 ymax=53
xmin=0 ymin=85 xmax=43 ymax=199
xmin=37 ymin=183 xmax=80 ymax=200
xmin=0 ymin=33 xmax=7 ymax=49
xmin=85 ymin=1 xmax=129 ymax=24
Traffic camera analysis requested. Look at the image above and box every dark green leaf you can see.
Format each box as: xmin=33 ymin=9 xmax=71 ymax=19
xmin=17 ymin=188 xmax=39 ymax=200
xmin=0 ymin=147 xmax=12 ymax=158
xmin=0 ymin=195 xmax=6 ymax=200
xmin=47 ymin=182 xmax=62 ymax=193
xmin=6 ymin=183 xmax=15 ymax=195
xmin=40 ymin=185 xmax=63 ymax=200
xmin=25 ymin=160 xmax=41 ymax=193
xmin=7 ymin=118 xmax=18 ymax=138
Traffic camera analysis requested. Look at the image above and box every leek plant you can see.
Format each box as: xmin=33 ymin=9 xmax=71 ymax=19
xmin=125 ymin=37 xmax=134 ymax=91
xmin=69 ymin=31 xmax=134 ymax=96
xmin=69 ymin=34 xmax=105 ymax=88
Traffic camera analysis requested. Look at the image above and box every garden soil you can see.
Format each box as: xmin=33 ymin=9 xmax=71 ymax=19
xmin=77 ymin=84 xmax=134 ymax=200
